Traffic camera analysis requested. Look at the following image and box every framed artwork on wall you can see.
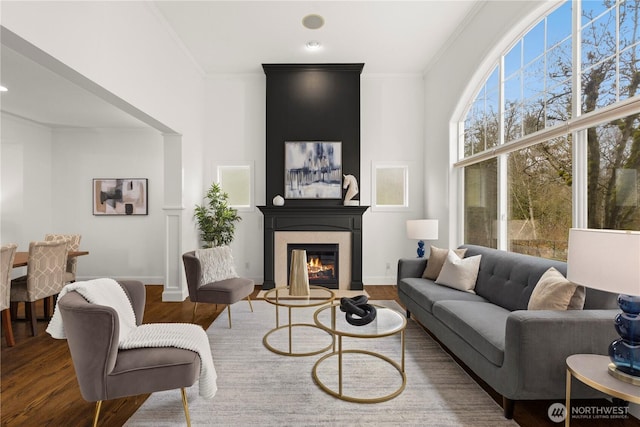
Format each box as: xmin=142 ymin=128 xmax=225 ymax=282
xmin=93 ymin=178 xmax=148 ymax=215
xmin=216 ymin=162 xmax=254 ymax=211
xmin=284 ymin=141 xmax=342 ymax=199
xmin=371 ymin=162 xmax=409 ymax=211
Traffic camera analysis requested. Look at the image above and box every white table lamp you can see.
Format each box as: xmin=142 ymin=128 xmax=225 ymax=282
xmin=567 ymin=228 xmax=640 ymax=384
xmin=406 ymin=219 xmax=439 ymax=258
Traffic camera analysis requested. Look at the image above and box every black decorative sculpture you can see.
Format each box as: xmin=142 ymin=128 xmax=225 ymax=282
xmin=340 ymin=295 xmax=376 ymax=326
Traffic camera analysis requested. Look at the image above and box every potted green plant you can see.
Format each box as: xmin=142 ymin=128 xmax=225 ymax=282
xmin=194 ymin=183 xmax=241 ymax=248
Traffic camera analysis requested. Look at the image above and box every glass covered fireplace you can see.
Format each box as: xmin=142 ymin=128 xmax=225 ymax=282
xmin=287 ymin=243 xmax=339 ymax=289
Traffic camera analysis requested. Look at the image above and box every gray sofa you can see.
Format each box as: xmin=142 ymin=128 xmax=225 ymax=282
xmin=397 ymin=244 xmax=619 ymax=418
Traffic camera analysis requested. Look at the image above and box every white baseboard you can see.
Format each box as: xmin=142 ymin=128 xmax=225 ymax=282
xmin=75 ymin=275 xmax=164 ymax=285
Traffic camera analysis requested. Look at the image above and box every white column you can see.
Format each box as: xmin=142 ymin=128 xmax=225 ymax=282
xmin=162 ymin=133 xmax=188 ymax=301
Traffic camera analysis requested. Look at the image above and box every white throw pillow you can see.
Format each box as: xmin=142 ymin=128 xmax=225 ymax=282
xmin=422 ymin=246 xmax=467 ymax=280
xmin=435 ymin=250 xmax=482 ymax=293
xmin=195 ymin=246 xmax=238 ymax=285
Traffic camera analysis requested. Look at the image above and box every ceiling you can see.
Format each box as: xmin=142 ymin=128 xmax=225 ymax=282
xmin=0 ymin=1 xmax=480 ymax=129
xmin=153 ymin=1 xmax=480 ymax=74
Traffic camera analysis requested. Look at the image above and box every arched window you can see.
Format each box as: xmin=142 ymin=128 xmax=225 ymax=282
xmin=458 ymin=0 xmax=640 ymax=260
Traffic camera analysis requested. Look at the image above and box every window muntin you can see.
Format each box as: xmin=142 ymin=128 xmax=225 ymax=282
xmin=464 ymin=67 xmax=499 ymax=157
xmin=464 ymin=159 xmax=498 ymax=248
xmin=507 ymin=137 xmax=572 ymax=260
xmin=459 ymin=0 xmax=640 ymax=257
xmin=501 ymin=4 xmax=573 ymax=143
xmin=587 ymin=114 xmax=640 ymax=230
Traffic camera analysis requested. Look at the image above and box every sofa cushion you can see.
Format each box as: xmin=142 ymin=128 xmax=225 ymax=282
xmin=432 ymin=300 xmax=508 ymax=366
xmin=422 ymin=246 xmax=467 ymax=280
xmin=528 ymin=267 xmax=586 ymax=310
xmin=435 ymin=252 xmax=481 ymax=293
xmin=460 ymin=245 xmax=570 ymax=311
xmin=398 ymin=277 xmax=487 ymax=314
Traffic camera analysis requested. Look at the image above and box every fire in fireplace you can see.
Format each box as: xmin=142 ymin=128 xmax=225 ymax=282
xmin=287 ymin=243 xmax=339 ymax=288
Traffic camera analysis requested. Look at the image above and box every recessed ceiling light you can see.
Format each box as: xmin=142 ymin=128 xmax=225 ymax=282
xmin=306 ymin=41 xmax=321 ymax=51
xmin=0 ymin=86 xmax=7 ymax=92
xmin=302 ymin=14 xmax=324 ymax=30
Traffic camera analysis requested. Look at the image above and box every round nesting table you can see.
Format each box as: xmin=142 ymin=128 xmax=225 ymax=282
xmin=566 ymin=354 xmax=640 ymax=426
xmin=262 ymin=286 xmax=335 ymax=357
xmin=312 ymin=302 xmax=407 ymax=403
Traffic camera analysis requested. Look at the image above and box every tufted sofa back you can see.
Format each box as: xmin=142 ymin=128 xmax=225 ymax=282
xmin=459 ymin=245 xmax=618 ymax=311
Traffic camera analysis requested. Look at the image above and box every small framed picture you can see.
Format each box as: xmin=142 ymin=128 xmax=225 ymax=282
xmin=93 ymin=178 xmax=148 ymax=215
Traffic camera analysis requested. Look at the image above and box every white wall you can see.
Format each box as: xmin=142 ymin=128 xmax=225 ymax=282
xmin=0 ymin=0 xmax=544 ymax=288
xmin=204 ymin=72 xmax=425 ymax=285
xmin=1 ymin=115 xmax=165 ymax=282
xmin=361 ymin=74 xmax=426 ymax=284
xmin=50 ymin=128 xmax=164 ymax=282
xmin=1 ymin=1 xmax=206 ymax=297
xmin=1 ymin=114 xmax=53 ymax=255
xmin=203 ymin=74 xmax=266 ymax=283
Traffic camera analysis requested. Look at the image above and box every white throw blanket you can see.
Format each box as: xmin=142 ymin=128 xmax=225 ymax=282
xmin=46 ymin=279 xmax=217 ymax=399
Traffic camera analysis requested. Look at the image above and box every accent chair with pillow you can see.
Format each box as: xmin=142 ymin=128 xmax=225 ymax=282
xmin=183 ymin=247 xmax=254 ymax=327
xmin=397 ymin=244 xmax=619 ymax=419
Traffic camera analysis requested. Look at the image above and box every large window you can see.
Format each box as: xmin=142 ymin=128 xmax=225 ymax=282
xmin=507 ymin=137 xmax=572 ymax=259
xmin=464 ymin=159 xmax=498 ymax=248
xmin=459 ymin=0 xmax=640 ymax=260
xmin=588 ymin=114 xmax=640 ymax=229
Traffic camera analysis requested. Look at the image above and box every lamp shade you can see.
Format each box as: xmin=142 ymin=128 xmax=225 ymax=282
xmin=567 ymin=228 xmax=640 ymax=295
xmin=406 ymin=219 xmax=439 ymax=241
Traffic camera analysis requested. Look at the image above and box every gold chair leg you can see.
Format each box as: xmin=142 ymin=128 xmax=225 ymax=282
xmin=181 ymin=387 xmax=191 ymax=427
xmin=93 ymin=401 xmax=102 ymax=427
xmin=192 ymin=302 xmax=198 ymax=323
xmin=247 ymin=296 xmax=254 ymax=312
xmin=227 ymin=305 xmax=232 ymax=328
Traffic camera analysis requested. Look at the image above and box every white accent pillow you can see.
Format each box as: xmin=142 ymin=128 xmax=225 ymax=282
xmin=195 ymin=246 xmax=238 ymax=285
xmin=435 ymin=250 xmax=482 ymax=293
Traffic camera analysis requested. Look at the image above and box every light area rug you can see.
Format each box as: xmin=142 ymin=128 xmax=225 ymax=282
xmin=125 ymin=301 xmax=517 ymax=427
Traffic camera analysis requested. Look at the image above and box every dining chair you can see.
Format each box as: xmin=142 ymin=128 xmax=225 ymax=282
xmin=44 ymin=234 xmax=82 ymax=283
xmin=10 ymin=240 xmax=68 ymax=336
xmin=1 ymin=243 xmax=18 ymax=347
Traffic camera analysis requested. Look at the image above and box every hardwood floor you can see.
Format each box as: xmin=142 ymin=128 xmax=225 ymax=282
xmin=1 ymin=285 xmax=638 ymax=426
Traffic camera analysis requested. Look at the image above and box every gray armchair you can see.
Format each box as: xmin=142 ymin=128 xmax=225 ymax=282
xmin=57 ymin=280 xmax=200 ymax=427
xmin=182 ymin=251 xmax=254 ymax=327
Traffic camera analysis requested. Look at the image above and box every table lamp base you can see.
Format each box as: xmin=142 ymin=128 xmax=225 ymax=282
xmin=608 ymin=362 xmax=640 ymax=385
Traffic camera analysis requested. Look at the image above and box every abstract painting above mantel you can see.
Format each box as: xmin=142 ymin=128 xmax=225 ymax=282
xmin=284 ymin=141 xmax=342 ymax=199
xmin=93 ymin=178 xmax=148 ymax=215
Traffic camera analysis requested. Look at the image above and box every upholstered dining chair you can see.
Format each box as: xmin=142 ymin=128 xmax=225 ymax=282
xmin=44 ymin=234 xmax=82 ymax=283
xmin=57 ymin=280 xmax=199 ymax=427
xmin=182 ymin=250 xmax=254 ymax=327
xmin=1 ymin=243 xmax=18 ymax=347
xmin=10 ymin=240 xmax=68 ymax=336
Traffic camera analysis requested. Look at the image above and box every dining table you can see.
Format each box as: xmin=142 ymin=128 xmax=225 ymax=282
xmin=12 ymin=251 xmax=90 ymax=268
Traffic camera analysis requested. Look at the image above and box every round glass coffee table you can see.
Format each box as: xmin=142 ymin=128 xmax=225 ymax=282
xmin=312 ymin=302 xmax=407 ymax=403
xmin=263 ymin=286 xmax=335 ymax=357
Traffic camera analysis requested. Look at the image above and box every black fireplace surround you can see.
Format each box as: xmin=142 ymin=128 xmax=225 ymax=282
xmin=258 ymin=206 xmax=368 ymax=290
xmin=259 ymin=64 xmax=367 ymax=290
